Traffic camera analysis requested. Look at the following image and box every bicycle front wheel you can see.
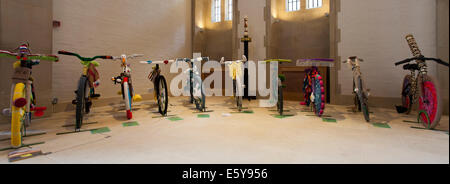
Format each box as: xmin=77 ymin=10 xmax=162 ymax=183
xmin=278 ymin=84 xmax=284 ymax=116
xmin=76 ymin=77 xmax=89 ymax=130
xmin=312 ymin=74 xmax=325 ymax=117
xmin=189 ymin=70 xmax=194 ymax=104
xmin=156 ymin=76 xmax=169 ymax=116
xmin=418 ymin=75 xmax=442 ymax=129
xmin=200 ymin=83 xmax=206 ymax=112
xmin=357 ymin=77 xmax=370 ymax=122
xmin=11 ymin=83 xmax=26 ymax=148
xmin=235 ymin=79 xmax=243 ymax=112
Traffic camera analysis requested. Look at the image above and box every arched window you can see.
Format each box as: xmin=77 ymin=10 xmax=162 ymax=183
xmin=225 ymin=0 xmax=233 ymax=21
xmin=286 ymin=0 xmax=301 ymax=12
xmin=306 ymin=0 xmax=322 ymax=9
xmin=212 ymin=0 xmax=221 ymax=22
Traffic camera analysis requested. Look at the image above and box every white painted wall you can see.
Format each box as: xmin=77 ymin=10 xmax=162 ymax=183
xmin=53 ymin=0 xmax=192 ymax=102
xmin=338 ymin=0 xmax=437 ymax=98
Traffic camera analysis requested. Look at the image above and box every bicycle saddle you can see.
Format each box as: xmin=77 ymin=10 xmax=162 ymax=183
xmin=403 ymin=63 xmax=419 ymax=71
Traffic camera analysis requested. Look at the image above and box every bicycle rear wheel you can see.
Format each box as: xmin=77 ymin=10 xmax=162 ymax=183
xmin=401 ymin=75 xmax=413 ymax=114
xmin=76 ymin=77 xmax=89 ymax=130
xmin=418 ymin=75 xmax=442 ymax=129
xmin=156 ymin=76 xmax=169 ymax=116
xmin=278 ymin=84 xmax=284 ymax=116
xmin=11 ymin=83 xmax=26 ymax=148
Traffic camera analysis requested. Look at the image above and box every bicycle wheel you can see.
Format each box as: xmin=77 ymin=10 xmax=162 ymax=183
xmin=401 ymin=75 xmax=413 ymax=114
xmin=234 ymin=79 xmax=242 ymax=112
xmin=418 ymin=74 xmax=442 ymax=129
xmin=278 ymin=83 xmax=284 ymax=116
xmin=123 ymin=79 xmax=132 ymax=120
xmin=76 ymin=77 xmax=89 ymax=130
xmin=189 ymin=70 xmax=194 ymax=104
xmin=354 ymin=94 xmax=361 ymax=112
xmin=156 ymin=76 xmax=169 ymax=116
xmin=302 ymin=73 xmax=312 ymax=106
xmin=313 ymin=74 xmax=325 ymax=117
xmin=11 ymin=83 xmax=26 ymax=148
xmin=357 ymin=77 xmax=370 ymax=122
xmin=200 ymin=83 xmax=206 ymax=112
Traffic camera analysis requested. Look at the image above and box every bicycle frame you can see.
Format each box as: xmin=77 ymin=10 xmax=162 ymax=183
xmin=178 ymin=57 xmax=209 ymax=112
xmin=395 ymin=34 xmax=449 ymax=129
xmin=112 ymin=54 xmax=143 ymax=119
xmin=1 ymin=43 xmax=58 ymax=148
xmin=298 ymin=58 xmax=333 ymax=117
xmin=140 ymin=59 xmax=176 ymax=116
xmin=345 ymin=57 xmax=370 ymax=99
xmin=264 ymin=59 xmax=292 ymax=116
xmin=344 ymin=56 xmax=370 ymax=122
xmin=220 ymin=55 xmax=247 ymax=112
xmin=58 ymin=50 xmax=113 ymax=130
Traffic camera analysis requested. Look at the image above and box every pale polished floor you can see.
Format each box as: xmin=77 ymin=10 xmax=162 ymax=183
xmin=0 ymin=97 xmax=448 ymax=164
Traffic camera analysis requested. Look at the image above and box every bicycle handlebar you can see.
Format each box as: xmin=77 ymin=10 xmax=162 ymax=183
xmin=58 ymin=50 xmax=113 ymax=62
xmin=113 ymin=54 xmax=144 ymax=60
xmin=221 ymin=55 xmax=248 ymax=64
xmin=298 ymin=58 xmax=334 ymax=62
xmin=265 ymin=59 xmax=292 ymax=63
xmin=181 ymin=57 xmax=209 ymax=62
xmin=0 ymin=50 xmax=59 ymax=62
xmin=395 ymin=56 xmax=449 ymax=67
xmin=343 ymin=57 xmax=364 ymax=63
xmin=140 ymin=60 xmax=175 ymax=65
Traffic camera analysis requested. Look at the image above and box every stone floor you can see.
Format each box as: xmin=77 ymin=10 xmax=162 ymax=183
xmin=0 ymin=97 xmax=448 ymax=164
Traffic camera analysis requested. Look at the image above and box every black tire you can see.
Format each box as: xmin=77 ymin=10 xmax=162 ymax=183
xmin=278 ymin=84 xmax=284 ymax=116
xmin=354 ymin=94 xmax=361 ymax=112
xmin=156 ymin=76 xmax=169 ymax=116
xmin=121 ymin=82 xmax=125 ymax=99
xmin=233 ymin=79 xmax=242 ymax=112
xmin=200 ymin=83 xmax=206 ymax=112
xmin=357 ymin=77 xmax=370 ymax=122
xmin=85 ymin=88 xmax=92 ymax=114
xmin=189 ymin=70 xmax=194 ymax=104
xmin=76 ymin=77 xmax=89 ymax=130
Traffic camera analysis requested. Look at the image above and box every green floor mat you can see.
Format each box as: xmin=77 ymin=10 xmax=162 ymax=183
xmin=197 ymin=114 xmax=210 ymax=118
xmin=323 ymin=118 xmax=337 ymax=123
xmin=123 ymin=121 xmax=139 ymax=127
xmin=373 ymin=123 xmax=391 ymax=129
xmin=272 ymin=114 xmax=295 ymax=119
xmin=167 ymin=116 xmax=183 ymax=122
xmin=90 ymin=127 xmax=111 ymax=134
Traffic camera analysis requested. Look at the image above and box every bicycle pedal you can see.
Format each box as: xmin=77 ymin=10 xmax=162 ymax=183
xmin=2 ymin=108 xmax=11 ymax=117
xmin=33 ymin=109 xmax=45 ymax=117
xmin=72 ymin=99 xmax=77 ymax=105
xmin=133 ymin=94 xmax=143 ymax=102
xmin=91 ymin=94 xmax=101 ymax=98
